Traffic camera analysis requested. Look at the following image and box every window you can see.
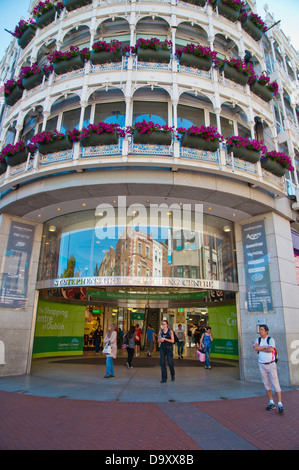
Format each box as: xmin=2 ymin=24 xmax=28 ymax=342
xmin=177 ymin=105 xmax=205 ymax=128
xmin=94 ymin=101 xmax=126 ymax=127
xmin=61 ymin=108 xmax=81 ymax=133
xmin=133 ymin=101 xmax=168 ymax=126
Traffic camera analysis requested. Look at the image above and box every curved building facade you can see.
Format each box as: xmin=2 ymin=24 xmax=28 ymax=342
xmin=0 ymin=0 xmax=299 ymax=386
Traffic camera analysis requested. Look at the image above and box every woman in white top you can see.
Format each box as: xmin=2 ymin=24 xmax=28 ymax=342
xmin=103 ymin=324 xmax=117 ymax=379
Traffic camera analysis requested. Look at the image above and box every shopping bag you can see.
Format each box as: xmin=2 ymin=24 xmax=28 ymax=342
xmin=103 ymin=342 xmax=112 ymax=355
xmin=197 ymin=349 xmax=206 ymax=362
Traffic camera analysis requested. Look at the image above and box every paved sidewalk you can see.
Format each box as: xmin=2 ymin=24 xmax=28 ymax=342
xmin=0 ymin=355 xmax=298 ymax=450
xmin=0 ymin=390 xmax=298 ymax=450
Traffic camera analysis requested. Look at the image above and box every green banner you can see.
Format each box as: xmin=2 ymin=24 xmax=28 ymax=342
xmin=32 ymin=299 xmax=85 ymax=358
xmin=87 ymin=290 xmax=208 ymax=301
xmin=208 ymin=304 xmax=238 ymax=360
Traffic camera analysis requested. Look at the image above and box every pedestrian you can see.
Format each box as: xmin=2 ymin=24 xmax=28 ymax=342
xmin=187 ymin=327 xmax=192 ymax=347
xmin=103 ymin=323 xmax=117 ymax=379
xmin=253 ymin=324 xmax=284 ymax=413
xmin=93 ymin=325 xmax=103 ymax=354
xmin=175 ymin=324 xmax=185 ymax=359
xmin=135 ymin=323 xmax=142 ymax=357
xmin=199 ymin=326 xmax=213 ymax=369
xmin=123 ymin=326 xmax=136 ymax=368
xmin=145 ymin=324 xmax=155 ymax=356
xmin=158 ymin=319 xmax=175 ymax=383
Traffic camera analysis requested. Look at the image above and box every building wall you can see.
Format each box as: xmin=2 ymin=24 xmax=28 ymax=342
xmin=236 ymin=212 xmax=299 ymax=387
xmin=0 ymin=214 xmax=42 ymax=376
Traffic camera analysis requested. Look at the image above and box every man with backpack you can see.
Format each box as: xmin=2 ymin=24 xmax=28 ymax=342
xmin=253 ymin=324 xmax=284 ymax=413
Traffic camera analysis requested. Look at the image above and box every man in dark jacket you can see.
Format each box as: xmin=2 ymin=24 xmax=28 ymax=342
xmin=93 ymin=325 xmax=103 ymax=354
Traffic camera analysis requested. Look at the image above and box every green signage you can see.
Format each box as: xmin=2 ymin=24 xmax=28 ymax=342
xmin=87 ymin=290 xmax=208 ymax=301
xmin=208 ymin=304 xmax=238 ymax=360
xmin=32 ymin=299 xmax=85 ymax=358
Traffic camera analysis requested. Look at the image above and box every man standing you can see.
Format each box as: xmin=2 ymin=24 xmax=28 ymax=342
xmin=253 ymin=325 xmax=284 ymax=413
xmin=175 ymin=324 xmax=185 ymax=359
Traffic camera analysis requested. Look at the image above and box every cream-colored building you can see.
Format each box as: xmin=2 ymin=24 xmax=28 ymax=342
xmin=0 ymin=0 xmax=298 ymax=386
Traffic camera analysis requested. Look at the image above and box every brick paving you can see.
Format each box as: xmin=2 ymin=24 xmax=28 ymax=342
xmin=1 ymin=389 xmax=298 ymax=450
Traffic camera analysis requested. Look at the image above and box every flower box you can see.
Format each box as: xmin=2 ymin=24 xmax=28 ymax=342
xmin=213 ymin=0 xmax=240 ymax=23
xmin=227 ymin=145 xmax=260 ymax=163
xmin=241 ymin=17 xmax=264 ymax=42
xmin=261 ymin=156 xmax=286 ymax=177
xmin=179 ymin=53 xmax=212 ymax=71
xmin=18 ymin=25 xmax=37 ymax=49
xmin=181 ymin=134 xmax=220 ymax=152
xmin=53 ymin=54 xmax=85 ymax=75
xmin=0 ymin=160 xmax=7 ymax=175
xmin=6 ymin=149 xmax=29 ymax=167
xmin=137 ymin=47 xmax=171 ymax=64
xmin=133 ymin=129 xmax=172 ymax=146
xmin=35 ymin=7 xmax=57 ymax=29
xmin=37 ymin=135 xmax=73 ymax=155
xmin=250 ymin=80 xmax=274 ymax=102
xmin=90 ymin=50 xmax=122 ymax=65
xmin=220 ymin=62 xmax=249 ymax=86
xmin=22 ymin=72 xmax=44 ymax=90
xmin=5 ymin=85 xmax=24 ymax=106
xmin=64 ymin=0 xmax=92 ymax=11
xmin=80 ymin=131 xmax=119 ymax=147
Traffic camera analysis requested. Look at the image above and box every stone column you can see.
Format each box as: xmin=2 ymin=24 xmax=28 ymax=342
xmin=235 ymin=211 xmax=299 ymax=387
xmin=0 ymin=214 xmax=43 ymax=376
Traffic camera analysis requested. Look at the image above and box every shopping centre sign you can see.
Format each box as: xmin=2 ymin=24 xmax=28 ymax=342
xmin=38 ymin=276 xmax=238 ymax=292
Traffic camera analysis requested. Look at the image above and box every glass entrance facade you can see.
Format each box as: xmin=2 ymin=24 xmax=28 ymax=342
xmin=37 ymin=207 xmax=238 ymax=290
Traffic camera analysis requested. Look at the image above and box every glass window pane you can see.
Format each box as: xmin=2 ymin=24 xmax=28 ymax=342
xmin=94 ymin=102 xmax=126 ymax=126
xmin=177 ymin=105 xmax=204 ymax=128
xmin=46 ymin=116 xmax=58 ymax=132
xmin=61 ymin=108 xmax=81 ymax=132
xmin=133 ymin=101 xmax=168 ymax=125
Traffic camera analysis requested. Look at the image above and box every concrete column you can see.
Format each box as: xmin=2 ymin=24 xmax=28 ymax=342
xmin=235 ymin=212 xmax=299 ymax=387
xmin=0 ymin=214 xmax=43 ymax=376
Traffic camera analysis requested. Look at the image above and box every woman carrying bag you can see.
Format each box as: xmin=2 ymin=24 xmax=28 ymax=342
xmin=199 ymin=326 xmax=213 ymax=369
xmin=123 ymin=326 xmax=136 ymax=369
xmin=103 ymin=324 xmax=117 ymax=379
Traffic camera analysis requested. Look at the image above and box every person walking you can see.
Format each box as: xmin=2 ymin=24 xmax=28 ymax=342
xmin=123 ymin=326 xmax=136 ymax=369
xmin=253 ymin=324 xmax=284 ymax=413
xmin=199 ymin=326 xmax=213 ymax=369
xmin=135 ymin=324 xmax=142 ymax=357
xmin=158 ymin=319 xmax=175 ymax=383
xmin=145 ymin=324 xmax=155 ymax=357
xmin=93 ymin=325 xmax=103 ymax=354
xmin=175 ymin=324 xmax=185 ymax=359
xmin=103 ymin=323 xmax=117 ymax=379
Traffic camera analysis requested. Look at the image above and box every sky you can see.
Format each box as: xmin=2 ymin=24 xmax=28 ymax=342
xmin=0 ymin=0 xmax=298 ymax=61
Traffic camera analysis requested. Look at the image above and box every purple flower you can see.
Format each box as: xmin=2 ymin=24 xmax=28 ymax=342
xmin=262 ymin=151 xmax=294 ymax=171
xmin=31 ymin=129 xmax=64 ymax=144
xmin=1 ymin=141 xmax=26 ymax=157
xmin=127 ymin=120 xmax=174 ymax=135
xmin=226 ymin=135 xmax=267 ymax=153
xmin=175 ymin=43 xmax=217 ymax=62
xmin=13 ymin=18 xmax=36 ymax=38
xmin=177 ymin=125 xmax=223 ymax=142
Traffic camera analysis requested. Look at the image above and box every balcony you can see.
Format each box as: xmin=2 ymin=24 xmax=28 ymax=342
xmin=0 ymin=137 xmax=287 ymax=200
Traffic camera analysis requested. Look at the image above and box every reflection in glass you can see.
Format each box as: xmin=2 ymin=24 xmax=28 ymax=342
xmin=38 ymin=208 xmax=237 ymax=284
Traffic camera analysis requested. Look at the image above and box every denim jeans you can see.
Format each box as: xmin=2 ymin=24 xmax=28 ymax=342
xmin=177 ymin=341 xmax=184 ymax=357
xmin=160 ymin=346 xmax=175 ymax=381
xmin=106 ymin=356 xmax=114 ymax=376
xmin=205 ymin=346 xmax=211 ymax=368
